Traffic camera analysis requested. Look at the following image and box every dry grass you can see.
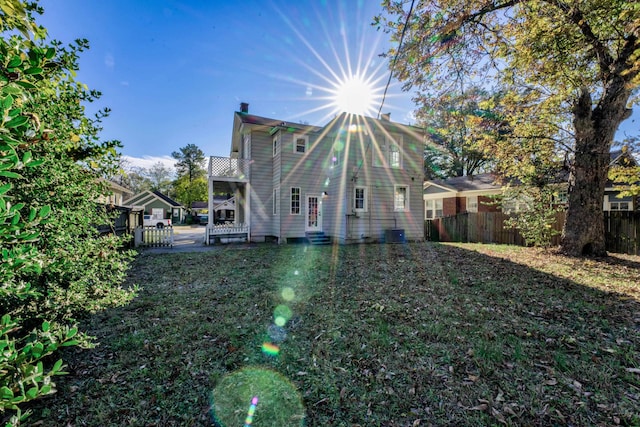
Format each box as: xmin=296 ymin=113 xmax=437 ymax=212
xmin=26 ymin=242 xmax=640 ymax=426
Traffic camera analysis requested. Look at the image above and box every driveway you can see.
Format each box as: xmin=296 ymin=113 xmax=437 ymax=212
xmin=141 ymin=225 xmax=213 ymax=254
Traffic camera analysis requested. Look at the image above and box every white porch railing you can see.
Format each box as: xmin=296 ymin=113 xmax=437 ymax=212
xmin=206 ymin=223 xmax=249 ymax=244
xmin=134 ymin=226 xmax=174 ymax=248
xmin=208 ymin=156 xmax=251 ymax=180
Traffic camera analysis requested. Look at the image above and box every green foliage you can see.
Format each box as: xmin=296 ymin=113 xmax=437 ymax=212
xmin=420 ymin=86 xmax=499 ymax=178
xmin=379 ymin=0 xmax=640 ymax=255
xmin=171 ymin=144 xmax=207 ymax=208
xmin=500 ymin=186 xmax=564 ymax=248
xmin=608 ymin=141 xmax=640 ymax=197
xmin=173 ymin=174 xmax=207 ymax=209
xmin=171 ymin=143 xmax=206 ymax=182
xmin=0 ymin=1 xmax=136 ymax=424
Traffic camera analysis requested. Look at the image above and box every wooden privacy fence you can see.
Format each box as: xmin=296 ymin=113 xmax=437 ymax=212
xmin=426 ymin=211 xmax=640 ymax=255
xmin=134 ymin=226 xmax=174 ymax=248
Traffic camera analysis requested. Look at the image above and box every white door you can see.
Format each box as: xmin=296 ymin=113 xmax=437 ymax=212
xmin=306 ymin=195 xmax=322 ymax=232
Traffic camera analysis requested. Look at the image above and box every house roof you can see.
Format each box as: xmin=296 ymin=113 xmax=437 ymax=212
xmin=152 ymin=190 xmax=182 ymax=207
xmin=230 ymin=109 xmax=427 ymax=157
xmin=191 ymin=201 xmax=208 ymax=209
xmin=428 ymin=173 xmax=503 ymax=192
xmin=100 ymin=178 xmax=133 ymax=195
xmin=124 ymin=190 xmax=184 ymax=208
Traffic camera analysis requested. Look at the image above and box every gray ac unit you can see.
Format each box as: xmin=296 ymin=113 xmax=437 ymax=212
xmin=385 ymin=228 xmax=406 ymax=243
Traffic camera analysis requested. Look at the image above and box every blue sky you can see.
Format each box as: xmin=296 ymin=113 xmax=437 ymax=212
xmin=38 ymin=1 xmax=639 ymax=171
xmin=38 ymin=0 xmax=417 ymax=170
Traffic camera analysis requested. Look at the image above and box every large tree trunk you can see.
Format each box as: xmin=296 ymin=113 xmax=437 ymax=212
xmin=561 ymin=86 xmax=631 ymax=256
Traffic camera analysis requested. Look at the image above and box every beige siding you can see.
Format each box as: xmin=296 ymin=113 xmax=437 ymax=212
xmin=323 ymin=124 xmax=425 ymax=243
xmin=278 ymin=131 xmax=332 ymax=240
xmin=248 ymin=131 xmax=274 ymax=241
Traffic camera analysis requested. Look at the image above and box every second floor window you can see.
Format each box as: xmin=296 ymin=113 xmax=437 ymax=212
xmin=294 ymin=134 xmax=308 ymax=153
xmin=273 ymin=136 xmax=279 ymax=157
xmin=373 ymin=133 xmax=403 ymax=169
xmin=291 ymin=187 xmax=300 ymax=215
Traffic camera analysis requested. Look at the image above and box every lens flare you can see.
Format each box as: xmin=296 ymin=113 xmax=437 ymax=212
xmin=261 ymin=342 xmax=280 ymax=356
xmin=274 ymin=304 xmax=293 ymax=326
xmin=281 ymin=287 xmax=295 ymax=301
xmin=243 ymin=396 xmax=258 ymax=427
xmin=211 ymin=367 xmax=305 ymax=426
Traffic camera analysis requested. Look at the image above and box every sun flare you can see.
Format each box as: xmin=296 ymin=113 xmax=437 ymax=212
xmin=330 ymin=74 xmax=379 ymax=116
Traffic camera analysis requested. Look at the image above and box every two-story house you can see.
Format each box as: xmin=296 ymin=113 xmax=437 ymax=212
xmin=207 ymin=103 xmax=425 ymax=244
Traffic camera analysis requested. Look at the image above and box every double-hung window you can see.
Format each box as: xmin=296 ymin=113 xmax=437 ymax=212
xmin=272 ymin=135 xmax=279 ymax=157
xmin=294 ymin=134 xmax=308 ymax=154
xmin=354 ymin=186 xmax=368 ymax=212
xmin=373 ymin=133 xmax=402 ymax=168
xmin=394 ymin=185 xmax=409 ymax=211
xmin=425 ymin=199 xmax=443 ymax=219
xmin=290 ymin=187 xmax=301 ymax=215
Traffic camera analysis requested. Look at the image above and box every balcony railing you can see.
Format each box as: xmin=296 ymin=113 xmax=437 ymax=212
xmin=208 ymin=156 xmax=250 ymax=180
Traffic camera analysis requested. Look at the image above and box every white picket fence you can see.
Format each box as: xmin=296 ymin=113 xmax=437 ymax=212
xmin=134 ymin=226 xmax=174 ymax=248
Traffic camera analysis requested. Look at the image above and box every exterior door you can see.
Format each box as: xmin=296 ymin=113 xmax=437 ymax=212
xmin=306 ymin=195 xmax=322 ymax=232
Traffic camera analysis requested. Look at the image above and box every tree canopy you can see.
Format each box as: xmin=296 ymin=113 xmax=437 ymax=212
xmin=378 ymin=0 xmax=640 ymax=256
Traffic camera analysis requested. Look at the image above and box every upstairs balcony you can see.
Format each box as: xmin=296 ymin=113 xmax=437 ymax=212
xmin=208 ymin=156 xmax=250 ymax=182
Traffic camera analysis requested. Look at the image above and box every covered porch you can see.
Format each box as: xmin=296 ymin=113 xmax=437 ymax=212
xmin=206 ymin=156 xmax=251 ymax=245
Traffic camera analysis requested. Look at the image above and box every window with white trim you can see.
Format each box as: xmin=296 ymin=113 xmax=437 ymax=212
xmin=290 ymin=187 xmax=300 ymax=215
xmin=394 ymin=185 xmax=409 ymax=211
xmin=467 ymin=196 xmax=478 ymax=213
xmin=273 ymin=187 xmax=279 ymax=215
xmin=373 ymin=133 xmax=403 ymax=169
xmin=354 ymin=186 xmax=368 ymax=212
xmin=607 ymin=195 xmax=633 ymax=211
xmin=425 ymin=199 xmax=443 ymax=219
xmin=294 ymin=134 xmax=308 ymax=154
xmin=272 ymin=135 xmax=279 ymax=157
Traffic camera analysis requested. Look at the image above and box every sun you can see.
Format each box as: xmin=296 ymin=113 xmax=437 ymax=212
xmin=330 ymin=73 xmax=380 ymax=116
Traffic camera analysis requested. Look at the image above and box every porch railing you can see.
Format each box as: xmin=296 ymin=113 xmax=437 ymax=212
xmin=206 ymin=223 xmax=249 ymax=244
xmin=208 ymin=156 xmax=251 ymax=180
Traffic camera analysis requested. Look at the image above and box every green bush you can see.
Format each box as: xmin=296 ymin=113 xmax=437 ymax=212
xmin=500 ymin=186 xmax=563 ymax=248
xmin=1 ymin=2 xmax=136 ymax=424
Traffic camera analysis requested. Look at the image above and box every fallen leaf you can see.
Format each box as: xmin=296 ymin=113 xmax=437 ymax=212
xmin=544 ymin=378 xmax=557 ymax=386
xmin=469 ymin=403 xmax=488 ymax=411
xmin=625 ymin=368 xmax=640 ymax=374
xmin=492 ymin=407 xmax=507 ymax=424
xmin=412 ymin=419 xmax=421 ymax=427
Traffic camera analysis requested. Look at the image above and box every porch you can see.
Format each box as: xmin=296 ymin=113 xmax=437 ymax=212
xmin=206 ymin=223 xmax=249 ymax=245
xmin=207 ymin=156 xmax=251 ymax=244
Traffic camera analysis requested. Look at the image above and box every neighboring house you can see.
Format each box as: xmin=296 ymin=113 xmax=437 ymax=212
xmin=97 ymin=178 xmax=134 ymax=207
xmin=124 ymin=190 xmax=186 ymax=224
xmin=424 ymin=150 xmax=638 ymax=219
xmin=207 ymin=103 xmax=425 ymax=243
xmin=605 ymin=149 xmax=638 ymax=211
xmin=423 ymin=173 xmax=503 ymax=219
xmin=211 ymin=195 xmax=236 ymax=224
xmin=191 ymin=201 xmax=208 ymax=215
xmin=96 ymin=179 xmax=137 ymax=236
xmin=192 ymin=197 xmax=236 ymax=223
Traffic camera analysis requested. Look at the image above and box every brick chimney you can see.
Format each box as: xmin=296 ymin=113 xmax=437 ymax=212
xmin=240 ymin=102 xmax=249 ymax=113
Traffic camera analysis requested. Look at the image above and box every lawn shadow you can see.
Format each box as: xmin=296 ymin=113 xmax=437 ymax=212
xmin=25 ymin=242 xmax=640 ymax=427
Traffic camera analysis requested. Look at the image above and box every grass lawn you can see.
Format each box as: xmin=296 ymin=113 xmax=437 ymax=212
xmin=27 ymin=242 xmax=640 ymax=426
